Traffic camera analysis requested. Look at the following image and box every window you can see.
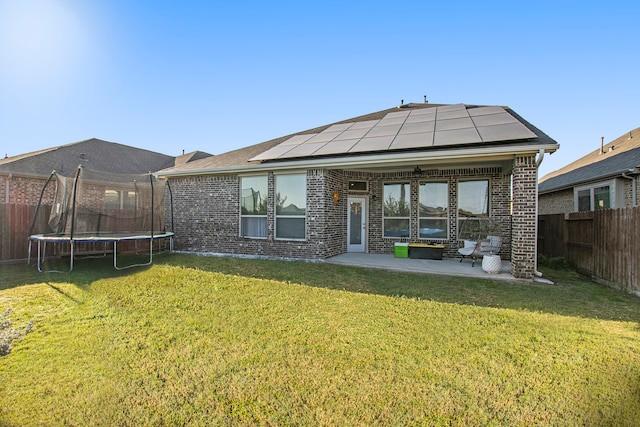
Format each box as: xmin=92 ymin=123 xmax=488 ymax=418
xmin=240 ymin=176 xmax=268 ymax=238
xmin=575 ymin=182 xmax=613 ymax=211
xmin=383 ymin=182 xmax=410 ymax=237
xmin=105 ymin=190 xmax=137 ymax=210
xmin=457 ymin=180 xmax=489 ymax=232
xmin=419 ymin=182 xmax=448 ymax=239
xmin=275 ymin=174 xmax=306 ymax=239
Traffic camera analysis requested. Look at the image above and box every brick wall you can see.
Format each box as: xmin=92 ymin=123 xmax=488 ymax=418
xmin=623 ymin=175 xmax=640 ymax=207
xmin=168 ymin=172 xmax=347 ymax=259
xmin=0 ymin=174 xmax=54 ymax=205
xmin=168 ymin=166 xmax=515 ymax=262
xmin=538 ymin=189 xmax=574 ymax=215
xmin=357 ymin=167 xmax=511 ymax=258
xmin=511 ymin=155 xmax=537 ymax=279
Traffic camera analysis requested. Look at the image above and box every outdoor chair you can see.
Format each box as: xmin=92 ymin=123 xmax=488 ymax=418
xmin=458 ymin=235 xmax=502 ymax=267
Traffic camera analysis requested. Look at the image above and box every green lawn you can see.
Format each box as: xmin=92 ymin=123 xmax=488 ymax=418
xmin=1 ymin=253 xmax=639 ymax=426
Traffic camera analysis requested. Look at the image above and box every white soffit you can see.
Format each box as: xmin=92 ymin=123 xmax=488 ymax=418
xmin=249 ymin=104 xmax=537 ymax=161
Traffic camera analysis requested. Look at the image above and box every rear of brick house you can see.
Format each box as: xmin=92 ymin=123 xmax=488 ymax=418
xmin=159 ymin=103 xmax=558 ymax=279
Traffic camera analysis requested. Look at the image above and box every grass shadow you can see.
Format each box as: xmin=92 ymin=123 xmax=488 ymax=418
xmin=3 ymin=253 xmax=639 ymax=323
xmin=0 ymin=254 xmax=156 ymax=290
xmin=158 ymin=254 xmax=640 ymax=323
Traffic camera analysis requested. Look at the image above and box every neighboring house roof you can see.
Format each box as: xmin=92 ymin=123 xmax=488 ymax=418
xmin=539 ymin=127 xmax=640 ymax=194
xmin=0 ymin=138 xmax=213 ymax=178
xmin=174 ymin=150 xmax=214 ymax=166
xmin=158 ymin=103 xmax=558 ymax=177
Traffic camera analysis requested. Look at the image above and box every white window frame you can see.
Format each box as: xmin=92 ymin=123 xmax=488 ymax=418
xmin=418 ymin=181 xmax=448 ymax=240
xmin=382 ymin=181 xmax=411 ymax=238
xmin=239 ymin=175 xmax=268 ymax=239
xmin=105 ymin=189 xmax=137 ymax=210
xmin=574 ymin=179 xmax=620 ymax=211
xmin=274 ymin=173 xmax=307 ymax=241
xmin=457 ymin=179 xmax=490 ymax=235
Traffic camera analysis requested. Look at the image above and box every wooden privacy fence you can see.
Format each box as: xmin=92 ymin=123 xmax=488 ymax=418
xmin=1 ymin=203 xmax=50 ymax=262
xmin=1 ymin=203 xmax=167 ymax=263
xmin=537 ymin=213 xmax=565 ymax=258
xmin=539 ymin=207 xmax=640 ymax=294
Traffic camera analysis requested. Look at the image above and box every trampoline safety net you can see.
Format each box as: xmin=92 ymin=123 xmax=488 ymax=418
xmin=43 ymin=166 xmax=168 ymax=237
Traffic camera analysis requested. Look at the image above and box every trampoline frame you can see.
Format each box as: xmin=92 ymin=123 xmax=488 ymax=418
xmin=27 ymin=166 xmax=175 ymax=273
xmin=28 ymin=232 xmax=174 ymax=273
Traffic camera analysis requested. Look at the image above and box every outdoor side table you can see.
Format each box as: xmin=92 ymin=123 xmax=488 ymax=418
xmin=482 ymin=254 xmax=502 ymax=274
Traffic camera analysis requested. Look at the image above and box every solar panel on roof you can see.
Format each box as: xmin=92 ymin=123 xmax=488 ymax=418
xmin=435 ymin=117 xmax=474 ymax=132
xmin=313 ymin=139 xmax=360 ymax=155
xmin=470 ymin=112 xmax=518 ymax=127
xmin=250 ymin=144 xmax=299 ymax=161
xmin=385 ymin=110 xmax=411 ymax=118
xmin=468 ymin=106 xmax=505 ymax=116
xmin=436 ymin=104 xmax=466 ymax=112
xmin=398 ymin=121 xmax=435 ymax=135
xmin=324 ymin=123 xmax=354 ymax=132
xmin=476 ymin=122 xmax=536 ymax=142
xmin=390 ymin=132 xmax=434 ymax=149
xmin=433 ymin=127 xmax=481 ymax=146
xmin=349 ymin=120 xmax=379 ymax=130
xmin=404 ymin=114 xmax=436 ymax=124
xmin=365 ymin=124 xmax=402 ymax=138
xmin=410 ymin=108 xmax=437 ymax=116
xmin=248 ymin=104 xmax=537 ymax=162
xmin=305 ymin=131 xmax=341 ymax=144
xmin=377 ymin=116 xmax=407 ymax=126
xmin=279 ymin=142 xmax=327 ymax=158
xmin=436 ymin=109 xmax=470 ymax=120
xmin=280 ymin=134 xmax=316 ymax=145
xmin=333 ymin=127 xmax=371 ymax=140
xmin=349 ymin=136 xmax=394 ymax=152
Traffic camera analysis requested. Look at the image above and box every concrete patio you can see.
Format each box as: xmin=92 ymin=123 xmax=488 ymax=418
xmin=324 ymin=253 xmax=525 ymax=282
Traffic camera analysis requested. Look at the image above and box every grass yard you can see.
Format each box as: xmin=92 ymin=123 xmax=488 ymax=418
xmin=1 ymin=253 xmax=639 ymax=426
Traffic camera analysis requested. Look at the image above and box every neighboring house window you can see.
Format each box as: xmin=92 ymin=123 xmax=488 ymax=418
xmin=457 ymin=180 xmax=489 ymax=232
xmin=383 ymin=182 xmax=410 ymax=237
xmin=240 ymin=176 xmax=268 ymax=238
xmin=575 ymin=181 xmax=617 ymax=211
xmin=419 ymin=181 xmax=448 ymax=239
xmin=105 ymin=190 xmax=137 ymax=210
xmin=275 ymin=174 xmax=306 ymax=240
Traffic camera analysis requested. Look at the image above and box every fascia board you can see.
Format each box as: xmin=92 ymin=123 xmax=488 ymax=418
xmin=539 ymin=167 xmax=640 ymax=195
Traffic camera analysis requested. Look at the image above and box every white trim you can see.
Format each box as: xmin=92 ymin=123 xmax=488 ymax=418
xmin=573 ymin=178 xmax=620 ymax=211
xmin=347 ymin=196 xmax=367 ymax=253
xmin=418 ymin=181 xmax=449 ymax=240
xmin=382 ymin=181 xmax=411 ymax=239
xmin=239 ymin=175 xmax=268 ymax=238
xmin=274 ymin=173 xmax=307 ymax=241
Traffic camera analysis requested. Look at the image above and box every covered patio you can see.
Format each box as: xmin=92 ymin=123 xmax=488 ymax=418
xmin=325 ymin=253 xmax=523 ymax=282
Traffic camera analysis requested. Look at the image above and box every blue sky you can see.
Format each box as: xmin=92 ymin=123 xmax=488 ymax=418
xmin=0 ymin=0 xmax=638 ymax=178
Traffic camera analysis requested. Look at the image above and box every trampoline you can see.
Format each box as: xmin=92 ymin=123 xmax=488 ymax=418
xmin=28 ymin=166 xmax=174 ymax=272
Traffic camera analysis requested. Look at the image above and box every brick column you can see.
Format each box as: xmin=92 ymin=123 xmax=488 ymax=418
xmin=511 ymin=155 xmax=537 ymax=279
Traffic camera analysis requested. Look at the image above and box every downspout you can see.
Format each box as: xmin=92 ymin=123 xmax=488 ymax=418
xmin=621 ymin=168 xmax=638 ymax=206
xmin=534 ymin=149 xmax=545 ymax=278
xmin=4 ymin=173 xmax=10 ymax=204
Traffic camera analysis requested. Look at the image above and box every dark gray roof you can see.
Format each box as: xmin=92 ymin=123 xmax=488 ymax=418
xmin=158 ymin=103 xmax=558 ymax=176
xmin=539 ymin=128 xmax=640 ymax=193
xmin=0 ymin=138 xmax=211 ymax=178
